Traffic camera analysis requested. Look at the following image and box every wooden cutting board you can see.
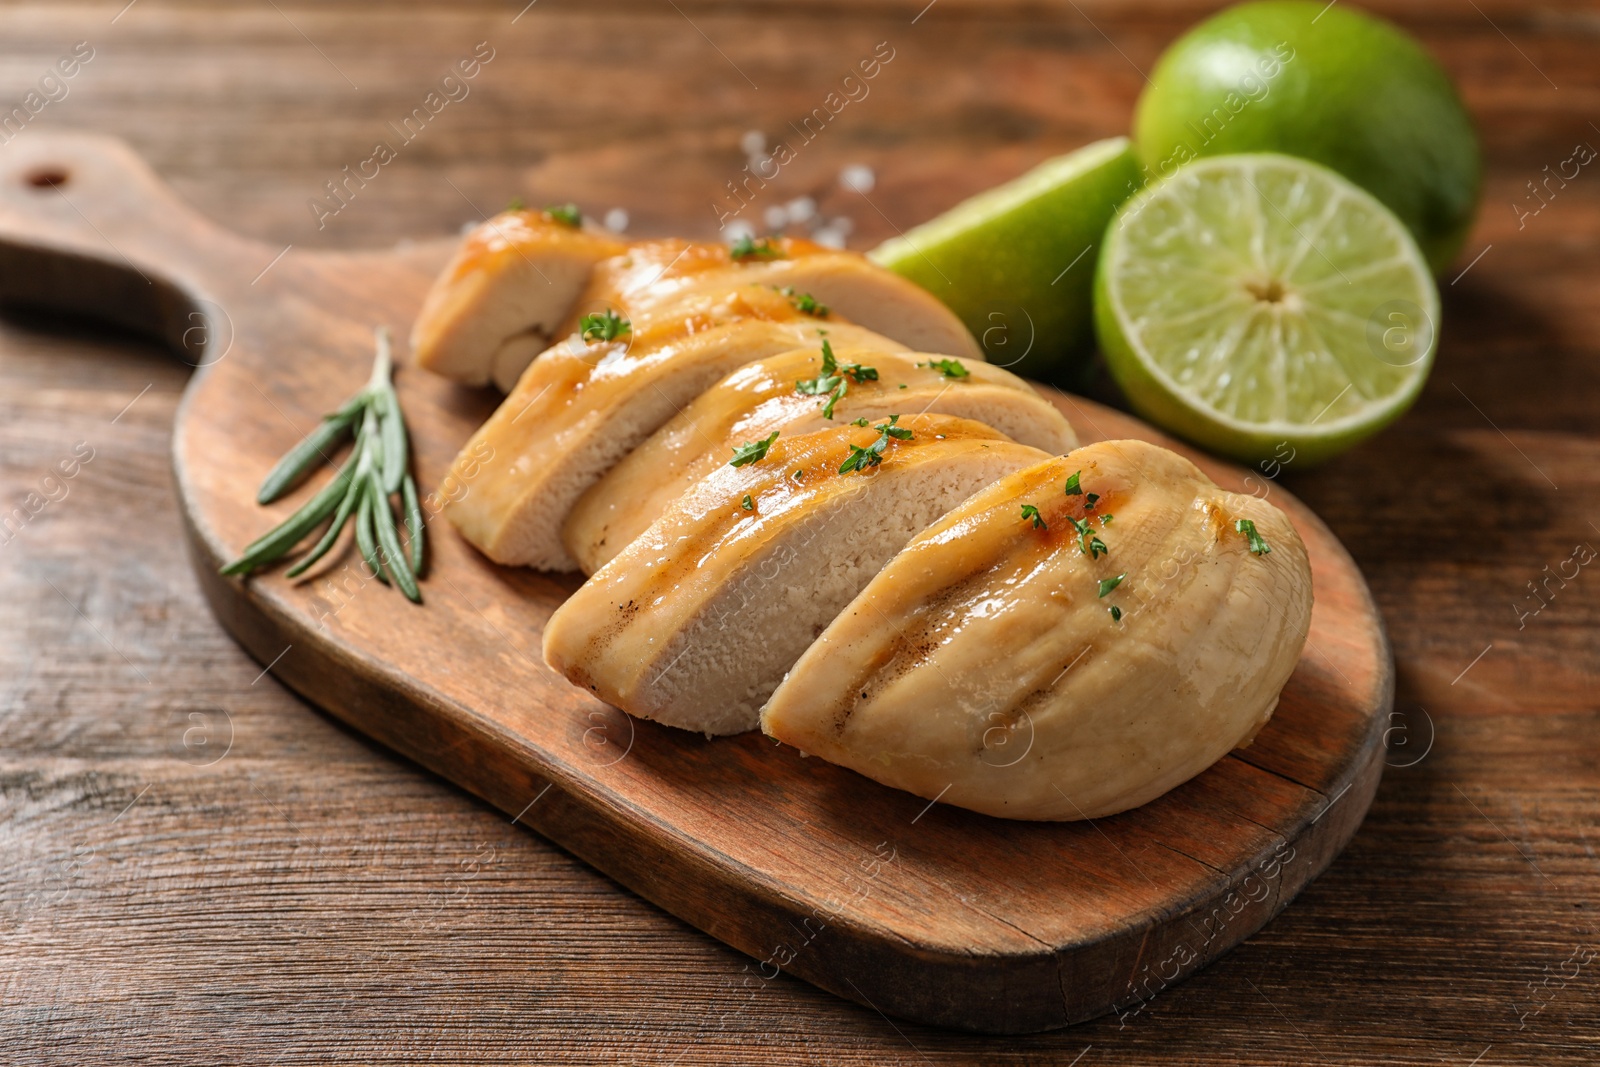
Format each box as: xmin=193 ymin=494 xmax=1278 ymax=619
xmin=0 ymin=131 xmax=1391 ymax=1034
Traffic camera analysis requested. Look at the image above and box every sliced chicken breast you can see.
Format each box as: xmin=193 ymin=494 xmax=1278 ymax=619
xmin=761 ymin=439 xmax=1314 ymax=821
xmin=746 ymin=249 xmax=982 ymax=359
xmin=413 ymin=227 xmax=979 ymax=393
xmin=542 ymin=415 xmax=1050 ymax=736
xmin=558 ymin=236 xmax=981 ymax=362
xmin=443 ymin=314 xmax=898 ymax=570
xmin=440 ymin=238 xmax=981 ymax=571
xmin=564 ymin=348 xmax=1078 ymax=574
xmin=411 ymin=210 xmax=628 ymax=390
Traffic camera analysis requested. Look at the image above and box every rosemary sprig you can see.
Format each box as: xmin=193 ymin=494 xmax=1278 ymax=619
xmin=220 ymin=327 xmax=425 ymax=602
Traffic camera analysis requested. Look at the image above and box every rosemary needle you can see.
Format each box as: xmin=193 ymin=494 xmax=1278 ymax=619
xmin=353 ymin=471 xmax=387 ymax=587
xmin=221 ymin=327 xmax=424 ymax=602
xmin=377 ymin=382 xmax=407 ymax=494
xmin=256 ymin=396 xmax=361 ymax=505
xmin=401 ymin=473 xmax=425 ymax=575
xmin=284 ymin=475 xmax=360 ymax=579
xmin=227 ymin=462 xmax=354 ymax=569
xmin=368 ymin=468 xmax=419 ymax=601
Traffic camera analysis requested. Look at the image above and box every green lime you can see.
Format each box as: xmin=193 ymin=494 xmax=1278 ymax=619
xmin=1133 ymin=0 xmax=1481 ymax=273
xmin=870 ymin=137 xmax=1142 ymax=383
xmin=1094 ymin=153 xmax=1439 ymax=466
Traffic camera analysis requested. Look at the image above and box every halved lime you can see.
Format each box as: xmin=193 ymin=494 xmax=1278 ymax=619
xmin=870 ymin=137 xmax=1142 ymax=384
xmin=1094 ymin=153 xmax=1439 ymax=466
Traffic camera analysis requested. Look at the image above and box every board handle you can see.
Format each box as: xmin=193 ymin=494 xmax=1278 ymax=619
xmin=0 ymin=131 xmax=271 ymax=366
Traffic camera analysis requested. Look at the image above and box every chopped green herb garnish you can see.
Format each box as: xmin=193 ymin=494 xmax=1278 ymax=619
xmin=1069 ymin=516 xmax=1108 ymax=558
xmin=898 ymin=383 xmax=908 ymax=389
xmin=579 ymin=308 xmax=630 ymax=343
xmin=1109 ymin=605 xmax=1123 ymax=622
xmin=813 ymin=342 xmax=879 ymax=386
xmin=1020 ymin=504 xmax=1047 ymax=530
xmin=1062 ymin=474 xmax=1109 ymax=553
xmin=505 ymin=196 xmax=526 ymax=212
xmin=838 ymin=444 xmax=876 ymax=473
xmin=919 ymin=358 xmax=970 ymax=379
xmin=1097 ymin=573 xmax=1126 ymax=597
xmin=740 ymin=494 xmax=754 ymax=511
xmin=776 ymin=286 xmax=829 ymax=317
xmin=877 ymin=414 xmax=914 ymax=440
xmin=796 ymin=340 xmax=877 ymax=420
xmin=1236 ymin=518 xmax=1272 ymax=555
xmin=729 ymin=430 xmax=780 ymax=468
xmin=793 ymin=363 xmax=832 ymax=396
xmin=839 ymin=415 xmax=912 ymax=474
xmin=796 ymin=341 xmax=840 ymax=393
xmin=838 ymin=444 xmax=879 ymax=474
xmin=852 ymin=417 xmax=870 ymax=427
xmin=1100 ymin=514 xmax=1114 ymax=525
xmin=545 ymin=202 xmax=581 ymax=227
xmin=730 ymin=234 xmax=782 ymax=260
xmin=791 ymin=468 xmax=804 ymax=482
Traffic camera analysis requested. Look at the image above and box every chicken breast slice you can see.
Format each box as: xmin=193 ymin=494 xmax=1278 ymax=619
xmin=440 ymin=238 xmax=980 ymax=571
xmin=542 ymin=415 xmax=1050 ymax=736
xmin=761 ymin=439 xmax=1314 ymax=821
xmin=412 ymin=227 xmax=979 ymax=392
xmin=443 ymin=312 xmax=898 ymax=570
xmin=563 ymin=348 xmax=1078 ymax=574
xmin=749 ymin=250 xmax=982 ymax=359
xmin=411 ymin=210 xmax=628 ymax=390
xmin=571 ymin=236 xmax=981 ymax=361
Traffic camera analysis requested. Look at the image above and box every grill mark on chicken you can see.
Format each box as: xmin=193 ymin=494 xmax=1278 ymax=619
xmin=545 ymin=414 xmax=1048 ymax=736
xmin=564 ymin=346 xmax=1078 ymax=574
xmin=763 ymin=440 xmax=1315 ymax=821
xmin=422 ymin=212 xmax=993 ymax=571
xmin=620 ymin=416 xmax=1009 ymax=611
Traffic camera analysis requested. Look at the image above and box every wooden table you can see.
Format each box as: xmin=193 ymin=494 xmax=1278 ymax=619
xmin=1 ymin=2 xmax=1595 ymax=1063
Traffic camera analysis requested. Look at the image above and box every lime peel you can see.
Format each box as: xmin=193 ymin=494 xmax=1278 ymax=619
xmin=870 ymin=137 xmax=1143 ymax=383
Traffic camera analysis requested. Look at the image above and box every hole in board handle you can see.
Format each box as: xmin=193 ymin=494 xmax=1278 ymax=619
xmin=25 ymin=167 xmax=70 ymax=189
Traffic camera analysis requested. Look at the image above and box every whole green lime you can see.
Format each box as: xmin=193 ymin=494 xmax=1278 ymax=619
xmin=1133 ymin=0 xmax=1481 ymax=273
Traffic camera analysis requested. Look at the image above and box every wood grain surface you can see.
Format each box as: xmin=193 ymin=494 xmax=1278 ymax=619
xmin=1 ymin=0 xmax=1596 ymax=1063
xmin=0 ymin=126 xmax=1392 ymax=1032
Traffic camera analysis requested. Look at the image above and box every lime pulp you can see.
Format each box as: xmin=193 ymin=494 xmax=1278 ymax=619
xmin=1094 ymin=152 xmax=1440 ymax=466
